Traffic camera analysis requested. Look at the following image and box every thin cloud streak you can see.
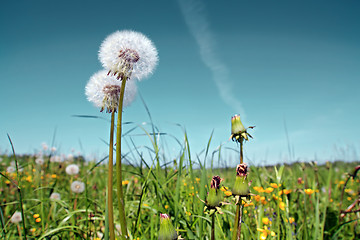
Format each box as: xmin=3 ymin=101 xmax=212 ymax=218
xmin=178 ymin=0 xmax=245 ymax=115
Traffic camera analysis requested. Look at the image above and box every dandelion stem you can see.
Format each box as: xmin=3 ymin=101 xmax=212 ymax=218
xmin=108 ymin=112 xmax=115 ymax=240
xmin=233 ymin=140 xmax=244 ymax=240
xmin=211 ymin=214 xmax=215 ymax=240
xmin=115 ymin=77 xmax=128 ymax=239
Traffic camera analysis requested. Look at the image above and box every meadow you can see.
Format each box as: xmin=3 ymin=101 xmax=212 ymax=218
xmin=1 ymin=135 xmax=359 ymax=239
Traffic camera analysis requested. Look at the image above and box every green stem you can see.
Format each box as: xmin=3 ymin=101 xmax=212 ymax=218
xmin=233 ymin=140 xmax=244 ymax=240
xmin=211 ymin=214 xmax=215 ymax=240
xmin=116 ymin=78 xmax=128 ymax=239
xmin=108 ymin=112 xmax=115 ymax=240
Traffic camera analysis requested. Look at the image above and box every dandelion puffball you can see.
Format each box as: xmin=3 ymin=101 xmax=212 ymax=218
xmin=10 ymin=211 xmax=22 ymax=223
xmin=85 ymin=70 xmax=137 ymax=113
xmin=35 ymin=157 xmax=44 ymax=165
xmin=99 ymin=30 xmax=158 ymax=81
xmin=50 ymin=192 xmax=61 ymax=200
xmin=65 ymin=164 xmax=80 ymax=175
xmin=71 ymin=181 xmax=85 ymax=194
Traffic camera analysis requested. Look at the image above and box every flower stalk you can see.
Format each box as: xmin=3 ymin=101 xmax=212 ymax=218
xmin=108 ymin=111 xmax=115 ymax=240
xmin=115 ymin=77 xmax=128 ymax=239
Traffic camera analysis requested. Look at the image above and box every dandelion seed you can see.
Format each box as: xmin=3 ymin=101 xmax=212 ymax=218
xmin=99 ymin=30 xmax=158 ymax=81
xmin=50 ymin=155 xmax=62 ymax=163
xmin=85 ymin=70 xmax=137 ymax=113
xmin=10 ymin=211 xmax=22 ymax=223
xmin=71 ymin=181 xmax=85 ymax=194
xmin=65 ymin=164 xmax=80 ymax=175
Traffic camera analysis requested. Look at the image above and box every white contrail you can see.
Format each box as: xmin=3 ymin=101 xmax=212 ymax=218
xmin=177 ymin=0 xmax=245 ymax=115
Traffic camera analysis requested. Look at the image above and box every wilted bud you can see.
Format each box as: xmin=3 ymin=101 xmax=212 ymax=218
xmin=207 ymin=176 xmax=223 ymax=208
xmin=232 ymin=164 xmax=250 ymax=196
xmin=159 ymin=213 xmax=177 ymax=240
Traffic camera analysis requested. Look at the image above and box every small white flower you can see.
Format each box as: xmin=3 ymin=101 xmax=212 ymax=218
xmin=85 ymin=70 xmax=137 ymax=113
xmin=71 ymin=180 xmax=85 ymax=193
xmin=50 ymin=192 xmax=61 ymax=200
xmin=42 ymin=143 xmax=48 ymax=151
xmin=6 ymin=166 xmax=15 ymax=173
xmin=67 ymin=154 xmax=74 ymax=161
xmin=51 ymin=147 xmax=57 ymax=152
xmin=99 ymin=30 xmax=158 ymax=81
xmin=35 ymin=157 xmax=45 ymax=165
xmin=10 ymin=211 xmax=22 ymax=223
xmin=65 ymin=164 xmax=80 ymax=175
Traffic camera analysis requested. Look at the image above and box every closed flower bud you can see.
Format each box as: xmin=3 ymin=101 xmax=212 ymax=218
xmin=230 ymin=114 xmax=254 ymax=142
xmin=232 ymin=164 xmax=250 ymax=196
xmin=207 ymin=176 xmax=223 ymax=208
xmin=159 ymin=213 xmax=177 ymax=240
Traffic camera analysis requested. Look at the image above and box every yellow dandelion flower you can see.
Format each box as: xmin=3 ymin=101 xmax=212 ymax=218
xmin=35 ymin=218 xmax=41 ymax=223
xmin=33 ymin=214 xmax=40 ymax=218
xmin=165 ymin=205 xmax=169 ymax=209
xmin=264 ymin=187 xmax=274 ymax=193
xmin=51 ymin=174 xmax=57 ymax=179
xmin=122 ymin=180 xmax=129 ymax=185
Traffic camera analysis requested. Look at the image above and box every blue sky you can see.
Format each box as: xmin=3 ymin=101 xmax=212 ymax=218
xmin=1 ymin=0 xmax=359 ymax=166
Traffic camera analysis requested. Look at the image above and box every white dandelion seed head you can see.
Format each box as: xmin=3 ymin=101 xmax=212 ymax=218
xmin=50 ymin=192 xmax=61 ymax=200
xmin=71 ymin=180 xmax=85 ymax=194
xmin=85 ymin=70 xmax=137 ymax=113
xmin=99 ymin=30 xmax=158 ymax=81
xmin=50 ymin=155 xmax=62 ymax=163
xmin=10 ymin=211 xmax=22 ymax=223
xmin=6 ymin=166 xmax=15 ymax=173
xmin=65 ymin=164 xmax=80 ymax=175
xmin=35 ymin=157 xmax=44 ymax=165
xmin=67 ymin=154 xmax=74 ymax=161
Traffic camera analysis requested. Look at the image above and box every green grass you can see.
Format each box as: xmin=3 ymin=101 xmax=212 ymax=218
xmin=1 ymin=131 xmax=360 ymax=239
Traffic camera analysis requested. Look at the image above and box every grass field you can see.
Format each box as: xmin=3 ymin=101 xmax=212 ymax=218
xmin=1 ymin=134 xmax=359 ymax=239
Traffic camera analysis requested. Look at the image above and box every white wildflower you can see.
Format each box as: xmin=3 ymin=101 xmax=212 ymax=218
xmin=65 ymin=164 xmax=80 ymax=175
xmin=10 ymin=211 xmax=22 ymax=223
xmin=50 ymin=155 xmax=62 ymax=163
xmin=85 ymin=70 xmax=137 ymax=113
xmin=50 ymin=192 xmax=61 ymax=200
xmin=35 ymin=157 xmax=44 ymax=165
xmin=71 ymin=181 xmax=85 ymax=194
xmin=99 ymin=30 xmax=158 ymax=81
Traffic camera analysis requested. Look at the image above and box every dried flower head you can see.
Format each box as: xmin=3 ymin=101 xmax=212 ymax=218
xmin=99 ymin=30 xmax=158 ymax=81
xmin=10 ymin=211 xmax=22 ymax=223
xmin=50 ymin=192 xmax=61 ymax=200
xmin=85 ymin=70 xmax=137 ymax=113
xmin=232 ymin=164 xmax=250 ymax=197
xmin=236 ymin=163 xmax=248 ymax=177
xmin=71 ymin=180 xmax=85 ymax=194
xmin=65 ymin=164 xmax=80 ymax=175
xmin=207 ymin=176 xmax=224 ymax=208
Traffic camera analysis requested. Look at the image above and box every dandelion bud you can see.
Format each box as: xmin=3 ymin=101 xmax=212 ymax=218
xmin=207 ymin=176 xmax=223 ymax=208
xmin=232 ymin=164 xmax=250 ymax=197
xmin=159 ymin=213 xmax=177 ymax=240
xmin=230 ymin=114 xmax=254 ymax=142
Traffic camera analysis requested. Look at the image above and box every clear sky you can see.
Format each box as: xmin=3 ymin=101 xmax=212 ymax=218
xmin=1 ymin=0 xmax=359 ymax=166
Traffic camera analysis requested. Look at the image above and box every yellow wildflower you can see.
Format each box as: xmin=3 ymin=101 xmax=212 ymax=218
xmin=262 ymin=217 xmax=270 ymax=225
xmin=33 ymin=214 xmax=40 ymax=218
xmin=264 ymin=187 xmax=274 ymax=193
xmin=122 ymin=180 xmax=129 ymax=185
xmin=224 ymin=191 xmax=232 ymax=197
xmin=270 ymin=183 xmax=281 ymax=188
xmin=279 ymin=201 xmax=285 ymax=211
xmin=304 ymin=189 xmax=314 ymax=195
xmin=35 ymin=218 xmax=41 ymax=223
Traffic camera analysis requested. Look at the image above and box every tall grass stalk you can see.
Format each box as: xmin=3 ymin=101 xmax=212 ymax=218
xmin=115 ymin=77 xmax=128 ymax=239
xmin=7 ymin=134 xmax=27 ymax=240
